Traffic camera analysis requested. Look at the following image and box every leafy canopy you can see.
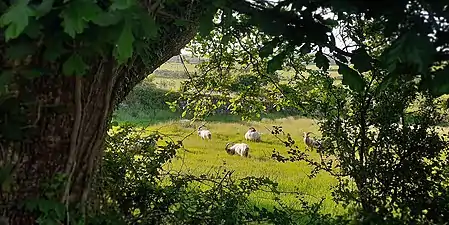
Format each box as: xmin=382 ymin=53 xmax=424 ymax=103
xmin=0 ymin=0 xmax=213 ymax=81
xmin=216 ymin=0 xmax=449 ymax=95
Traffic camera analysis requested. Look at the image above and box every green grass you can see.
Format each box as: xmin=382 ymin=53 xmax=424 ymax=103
xmin=157 ymin=62 xmax=197 ymax=72
xmin=113 ymin=108 xmax=181 ymax=125
xmin=120 ymin=61 xmax=448 ymax=218
xmin=153 ymin=77 xmax=185 ymax=90
xmin=136 ymin=116 xmax=345 ymax=215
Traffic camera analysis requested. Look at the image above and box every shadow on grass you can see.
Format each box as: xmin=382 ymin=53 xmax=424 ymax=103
xmin=112 ymin=106 xmax=304 ymax=126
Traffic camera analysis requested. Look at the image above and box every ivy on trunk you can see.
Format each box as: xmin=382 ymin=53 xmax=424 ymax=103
xmin=0 ymin=0 xmax=211 ymax=223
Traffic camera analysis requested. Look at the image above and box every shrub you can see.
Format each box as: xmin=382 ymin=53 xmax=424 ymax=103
xmin=122 ymin=76 xmax=180 ymax=112
xmin=89 ymin=124 xmax=348 ymax=225
xmin=272 ymin=71 xmax=449 ymax=224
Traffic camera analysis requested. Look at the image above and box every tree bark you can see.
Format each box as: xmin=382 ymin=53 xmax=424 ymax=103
xmin=0 ymin=1 xmax=206 ymax=224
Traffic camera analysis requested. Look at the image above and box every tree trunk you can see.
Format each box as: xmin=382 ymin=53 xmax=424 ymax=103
xmin=0 ymin=2 xmax=205 ymax=224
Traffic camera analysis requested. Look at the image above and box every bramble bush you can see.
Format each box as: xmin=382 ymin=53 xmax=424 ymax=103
xmin=120 ymin=76 xmax=180 ymax=111
xmin=272 ymin=70 xmax=449 ymax=224
xmin=87 ymin=124 xmax=349 ymax=225
xmin=179 ymin=11 xmax=449 ymax=223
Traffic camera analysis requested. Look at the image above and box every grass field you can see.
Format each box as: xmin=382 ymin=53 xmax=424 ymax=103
xmin=115 ymin=60 xmax=448 ymax=219
xmin=117 ymin=115 xmax=346 ymax=216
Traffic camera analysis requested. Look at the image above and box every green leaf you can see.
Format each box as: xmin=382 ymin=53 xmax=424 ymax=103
xmin=299 ymin=43 xmax=311 ymax=54
xmin=23 ymin=17 xmax=42 ymax=38
xmin=114 ymin=21 xmax=135 ymax=63
xmin=429 ymin=65 xmax=449 ymax=96
xmin=92 ymin=11 xmax=122 ymax=27
xmin=314 ymin=51 xmax=329 ymax=71
xmin=259 ymin=40 xmax=277 ymax=58
xmin=381 ymin=31 xmax=435 ymax=75
xmin=167 ymin=101 xmax=177 ymax=112
xmin=275 ymin=104 xmax=281 ymax=111
xmin=44 ymin=39 xmax=66 ymax=61
xmin=60 ymin=0 xmax=102 ymax=38
xmin=24 ymin=199 xmax=39 ymax=211
xmin=0 ymin=71 xmax=14 ymax=89
xmin=0 ymin=0 xmax=35 ymax=41
xmin=337 ymin=61 xmax=365 ymax=92
xmin=62 ymin=54 xmax=88 ymax=76
xmin=140 ymin=14 xmax=158 ymax=39
xmin=221 ymin=34 xmax=231 ymax=45
xmin=37 ymin=218 xmax=58 ymax=225
xmin=267 ymin=52 xmax=286 ymax=73
xmin=54 ymin=202 xmax=66 ymax=220
xmin=376 ymin=72 xmax=398 ymax=94
xmin=5 ymin=41 xmax=36 ymax=60
xmin=38 ymin=199 xmax=55 ymax=213
xmin=351 ymin=48 xmax=373 ymax=73
xmin=259 ymin=45 xmax=274 ymax=58
xmin=110 ymin=0 xmax=135 ymax=10
xmin=35 ymin=0 xmax=54 ymax=17
xmin=334 ymin=53 xmax=348 ymax=64
xmin=198 ymin=8 xmax=216 ymax=37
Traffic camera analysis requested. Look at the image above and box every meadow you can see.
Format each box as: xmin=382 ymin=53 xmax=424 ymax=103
xmin=147 ymin=117 xmax=344 ymax=215
xmin=113 ymin=59 xmax=449 ymax=219
xmin=113 ymin=60 xmax=348 ymax=216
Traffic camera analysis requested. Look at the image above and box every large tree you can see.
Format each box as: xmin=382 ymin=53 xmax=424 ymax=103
xmin=0 ymin=0 xmax=217 ymax=224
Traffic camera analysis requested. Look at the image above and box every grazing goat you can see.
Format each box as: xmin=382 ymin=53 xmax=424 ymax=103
xmin=244 ymin=127 xmax=261 ymax=142
xmin=225 ymin=142 xmax=249 ymax=157
xmin=197 ymin=126 xmax=212 ymax=140
xmin=303 ymin=132 xmax=322 ymax=150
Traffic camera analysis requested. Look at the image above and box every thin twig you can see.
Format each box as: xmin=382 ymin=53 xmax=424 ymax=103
xmin=179 ymin=54 xmax=201 ymax=93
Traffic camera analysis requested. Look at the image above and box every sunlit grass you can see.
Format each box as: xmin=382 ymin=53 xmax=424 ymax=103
xmin=157 ymin=62 xmax=197 ymax=72
xmin=153 ymin=77 xmax=185 ymax=90
xmin=136 ymin=116 xmax=345 ymax=215
xmin=119 ymin=61 xmax=448 ymax=218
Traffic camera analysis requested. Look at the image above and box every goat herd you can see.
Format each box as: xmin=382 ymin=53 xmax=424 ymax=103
xmin=196 ymin=125 xmax=322 ymax=158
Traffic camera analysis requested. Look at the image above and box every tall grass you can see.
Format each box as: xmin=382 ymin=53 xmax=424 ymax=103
xmin=114 ymin=115 xmax=346 ymax=216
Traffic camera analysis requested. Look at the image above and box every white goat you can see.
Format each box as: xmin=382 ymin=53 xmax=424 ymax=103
xmin=197 ymin=126 xmax=212 ymax=140
xmin=244 ymin=127 xmax=261 ymax=142
xmin=225 ymin=142 xmax=250 ymax=157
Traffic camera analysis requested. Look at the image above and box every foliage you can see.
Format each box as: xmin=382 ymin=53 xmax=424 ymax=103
xmin=178 ymin=15 xmax=309 ymax=121
xmin=221 ymin=0 xmax=449 ymax=96
xmin=178 ymin=2 xmax=449 ymax=224
xmin=120 ymin=76 xmax=180 ymax=112
xmin=272 ymin=70 xmax=449 ymax=223
xmin=18 ymin=173 xmax=86 ymax=225
xmin=89 ymin=124 xmax=348 ymax=225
